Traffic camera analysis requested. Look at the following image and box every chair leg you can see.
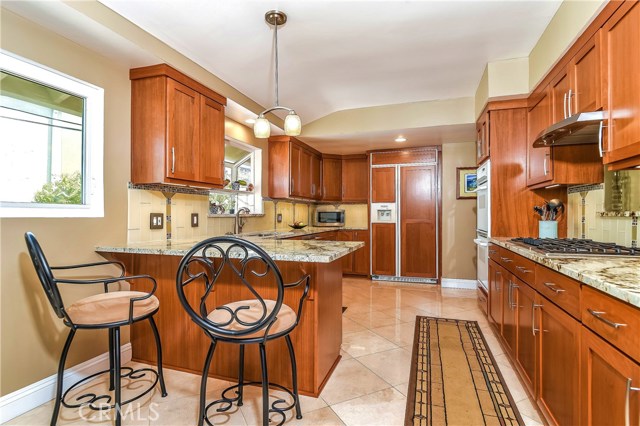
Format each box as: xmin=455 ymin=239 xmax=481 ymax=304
xmin=285 ymin=335 xmax=303 ymax=419
xmin=108 ymin=328 xmax=115 ymax=391
xmin=237 ymin=344 xmax=245 ymax=407
xmin=50 ymin=329 xmax=76 ymax=426
xmin=198 ymin=341 xmax=216 ymax=426
xmin=259 ymin=342 xmax=269 ymax=426
xmin=113 ymin=327 xmax=122 ymax=426
xmin=148 ymin=316 xmax=168 ymax=397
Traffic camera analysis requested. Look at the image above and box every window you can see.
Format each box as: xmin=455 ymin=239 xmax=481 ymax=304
xmin=209 ymin=138 xmax=263 ymax=215
xmin=0 ymin=51 xmax=104 ymax=218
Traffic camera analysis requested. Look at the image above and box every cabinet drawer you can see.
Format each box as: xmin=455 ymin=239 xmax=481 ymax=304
xmin=498 ymin=249 xmax=535 ymax=284
xmin=582 ymin=286 xmax=640 ymax=363
xmin=535 ymin=265 xmax=581 ymax=320
xmin=488 ymin=244 xmax=501 ymax=262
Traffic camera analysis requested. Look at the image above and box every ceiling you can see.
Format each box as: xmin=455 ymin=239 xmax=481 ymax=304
xmin=4 ymin=0 xmax=564 ymax=154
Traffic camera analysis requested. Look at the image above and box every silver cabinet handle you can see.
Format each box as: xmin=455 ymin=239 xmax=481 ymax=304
xmin=567 ymin=88 xmax=573 ymax=117
xmin=508 ymin=280 xmax=512 ymax=309
xmin=587 ymin=309 xmax=627 ymax=329
xmin=598 ymin=121 xmax=604 ymax=158
xmin=543 ymin=156 xmax=548 ymax=176
xmin=515 ymin=265 xmax=532 ymax=274
xmin=532 ymin=303 xmax=543 ymax=336
xmin=495 ymin=270 xmax=501 ymax=291
xmin=543 ymin=282 xmax=565 ymax=294
xmin=171 ymin=147 xmax=175 ymax=174
xmin=626 ymin=378 xmax=640 ymax=426
xmin=500 ymin=257 xmax=513 ymax=263
xmin=510 ymin=281 xmax=519 ymax=309
xmin=489 ymin=249 xmax=497 ymax=254
xmin=563 ymin=92 xmax=568 ymax=119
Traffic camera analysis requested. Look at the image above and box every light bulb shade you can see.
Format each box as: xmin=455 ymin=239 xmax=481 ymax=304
xmin=284 ymin=112 xmax=302 ymax=136
xmin=253 ymin=116 xmax=271 ymax=138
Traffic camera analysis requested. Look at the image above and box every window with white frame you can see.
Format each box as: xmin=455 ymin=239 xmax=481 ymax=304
xmin=0 ymin=51 xmax=104 ymax=218
xmin=209 ymin=138 xmax=263 ymax=215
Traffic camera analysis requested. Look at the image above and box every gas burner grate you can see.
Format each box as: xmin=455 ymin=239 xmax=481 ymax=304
xmin=511 ymin=238 xmax=639 ymax=256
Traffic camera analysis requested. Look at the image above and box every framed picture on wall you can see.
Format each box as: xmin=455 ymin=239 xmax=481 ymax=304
xmin=456 ymin=167 xmax=477 ymax=199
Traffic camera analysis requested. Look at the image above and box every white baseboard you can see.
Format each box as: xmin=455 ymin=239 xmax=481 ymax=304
xmin=0 ymin=343 xmax=132 ymax=424
xmin=441 ymin=278 xmax=477 ymax=289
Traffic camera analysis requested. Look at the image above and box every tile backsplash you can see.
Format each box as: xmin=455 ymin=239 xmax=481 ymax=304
xmin=127 ymin=188 xmax=369 ymax=244
xmin=567 ymin=184 xmax=636 ymax=247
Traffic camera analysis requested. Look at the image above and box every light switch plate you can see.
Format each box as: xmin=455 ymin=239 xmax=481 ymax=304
xmin=150 ymin=213 xmax=163 ymax=229
xmin=191 ymin=213 xmax=199 ymax=227
xmin=277 ymin=213 xmax=283 ymax=223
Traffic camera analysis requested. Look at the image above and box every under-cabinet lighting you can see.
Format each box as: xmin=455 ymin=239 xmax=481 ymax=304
xmin=544 ymin=184 xmax=561 ymax=189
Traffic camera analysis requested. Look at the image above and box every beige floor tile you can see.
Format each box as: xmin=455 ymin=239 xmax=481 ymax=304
xmin=235 ymin=384 xmax=327 ymax=424
xmin=369 ymin=322 xmax=417 ymax=347
xmin=331 ymin=387 xmax=406 ymax=426
xmin=347 ymin=311 xmax=402 ymax=329
xmin=341 ymin=330 xmax=398 ymax=358
xmin=286 ymin=407 xmax=346 ymax=426
xmin=319 ymin=359 xmax=390 ymax=405
xmin=393 ymin=382 xmax=409 ymax=397
xmin=339 ymin=349 xmax=352 ymax=361
xmin=151 ymin=394 xmax=246 ymax=426
xmin=342 ymin=316 xmax=367 ymax=335
xmin=357 ymin=347 xmax=412 ymax=386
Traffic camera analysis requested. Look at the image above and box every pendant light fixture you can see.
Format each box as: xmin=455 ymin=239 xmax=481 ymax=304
xmin=254 ymin=10 xmax=301 ymax=139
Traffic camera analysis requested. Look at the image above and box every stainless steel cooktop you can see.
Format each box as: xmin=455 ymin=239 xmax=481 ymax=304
xmin=510 ymin=238 xmax=640 ymax=258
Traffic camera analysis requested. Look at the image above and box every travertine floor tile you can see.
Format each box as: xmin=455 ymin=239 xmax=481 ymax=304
xmin=369 ymin=322 xmax=417 ymax=347
xmin=357 ymin=347 xmax=412 ymax=386
xmin=319 ymin=359 xmax=390 ymax=405
xmin=340 ymin=330 xmax=398 ymax=358
xmin=331 ymin=387 xmax=406 ymax=426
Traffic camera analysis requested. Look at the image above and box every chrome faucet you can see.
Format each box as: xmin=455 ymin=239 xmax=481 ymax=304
xmin=234 ymin=207 xmax=251 ymax=234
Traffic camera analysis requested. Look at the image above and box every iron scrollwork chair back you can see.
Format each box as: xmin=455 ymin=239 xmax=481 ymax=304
xmin=176 ymin=237 xmax=288 ymax=340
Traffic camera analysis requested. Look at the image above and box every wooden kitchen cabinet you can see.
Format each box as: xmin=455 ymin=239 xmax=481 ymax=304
xmin=371 ymin=167 xmax=395 ymax=203
xmin=501 ymin=272 xmax=518 ymax=355
xmin=537 ymin=292 xmax=581 ymax=426
xmin=351 ymin=230 xmax=370 ymax=275
xmin=269 ymin=136 xmax=322 ymax=200
xmin=515 ymin=280 xmax=537 ymax=396
xmin=581 ymin=327 xmax=640 ymax=426
xmin=336 ymin=231 xmax=353 ymax=273
xmin=310 ymin=151 xmax=322 ymax=200
xmin=130 ymin=64 xmax=226 ymax=188
xmin=341 ymin=155 xmax=369 ymax=202
xmin=550 ymin=70 xmax=571 ymax=123
xmin=488 ymin=260 xmax=504 ymax=332
xmin=601 ymin=1 xmax=640 ymax=170
xmin=476 ymin=110 xmax=489 ymax=165
xmin=527 ymin=88 xmax=553 ymax=186
xmin=569 ymin=33 xmax=601 ymax=115
xmin=371 ymin=223 xmax=395 ymax=276
xmin=321 ymin=155 xmax=342 ymax=201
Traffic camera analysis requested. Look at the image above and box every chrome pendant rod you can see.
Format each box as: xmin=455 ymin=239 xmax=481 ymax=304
xmin=274 ymin=18 xmax=279 ymax=107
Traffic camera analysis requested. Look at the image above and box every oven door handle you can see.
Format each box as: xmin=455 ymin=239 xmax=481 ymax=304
xmin=473 ymin=238 xmax=489 ymax=247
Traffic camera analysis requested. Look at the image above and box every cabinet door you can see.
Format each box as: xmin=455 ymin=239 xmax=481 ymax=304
xmin=342 ymin=157 xmax=369 ymax=202
xmin=166 ymin=78 xmax=200 ymax=181
xmin=488 ymin=260 xmax=503 ymax=332
xmin=289 ymin=143 xmax=303 ymax=197
xmin=321 ymin=157 xmax=342 ymax=201
xmin=538 ymin=295 xmax=581 ymax=426
xmin=476 ymin=112 xmax=489 ymax=165
xmin=199 ymin=96 xmax=225 ymax=186
xmin=352 ymin=230 xmax=370 ymax=276
xmin=337 ymin=231 xmax=354 ymax=273
xmin=570 ymin=33 xmax=601 ymax=114
xmin=550 ymin=70 xmax=570 ymax=122
xmin=601 ymin=1 xmax=640 ymax=168
xmin=299 ymin=149 xmax=313 ymax=198
xmin=371 ymin=223 xmax=395 ymax=276
xmin=581 ymin=327 xmax=640 ymax=426
xmin=371 ymin=167 xmax=396 ymax=203
xmin=311 ymin=154 xmax=322 ymax=199
xmin=516 ymin=280 xmax=536 ymax=396
xmin=527 ymin=88 xmax=553 ymax=186
xmin=501 ymin=273 xmax=518 ymax=355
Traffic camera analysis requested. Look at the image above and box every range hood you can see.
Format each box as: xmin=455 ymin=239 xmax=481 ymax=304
xmin=533 ymin=111 xmax=604 ymax=147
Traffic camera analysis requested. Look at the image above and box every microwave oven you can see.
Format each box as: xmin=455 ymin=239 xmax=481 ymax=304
xmin=314 ymin=209 xmax=345 ymax=227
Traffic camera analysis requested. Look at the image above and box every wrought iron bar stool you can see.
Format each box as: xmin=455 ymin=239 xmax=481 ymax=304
xmin=176 ymin=236 xmax=310 ymax=426
xmin=24 ymin=232 xmax=167 ymax=426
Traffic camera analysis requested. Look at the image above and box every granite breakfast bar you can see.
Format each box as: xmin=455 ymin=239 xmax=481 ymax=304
xmin=97 ymin=237 xmax=364 ymax=397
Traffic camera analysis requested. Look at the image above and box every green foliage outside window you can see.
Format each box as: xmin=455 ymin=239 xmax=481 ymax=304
xmin=33 ymin=172 xmax=82 ymax=205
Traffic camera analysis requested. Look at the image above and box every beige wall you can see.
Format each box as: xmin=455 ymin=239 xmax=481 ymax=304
xmin=0 ymin=10 xmax=131 ymax=395
xmin=441 ymin=142 xmax=477 ymax=280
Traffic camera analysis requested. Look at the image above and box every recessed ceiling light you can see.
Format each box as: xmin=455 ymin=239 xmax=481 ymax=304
xmin=395 ymin=136 xmax=407 ymax=143
xmin=245 ymin=118 xmax=256 ymax=124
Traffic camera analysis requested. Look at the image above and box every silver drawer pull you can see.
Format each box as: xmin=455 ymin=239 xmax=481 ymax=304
xmin=515 ymin=265 xmax=532 ymax=273
xmin=500 ymin=257 xmax=513 ymax=263
xmin=587 ymin=309 xmax=627 ymax=329
xmin=489 ymin=249 xmax=497 ymax=254
xmin=625 ymin=378 xmax=640 ymax=426
xmin=543 ymin=282 xmax=565 ymax=294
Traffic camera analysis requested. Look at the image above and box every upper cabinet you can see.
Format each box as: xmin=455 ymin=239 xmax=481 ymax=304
xmin=527 ymin=88 xmax=553 ymax=186
xmin=476 ymin=110 xmax=489 ymax=165
xmin=601 ymin=1 xmax=640 ymax=170
xmin=269 ymin=136 xmax=322 ymax=201
xmin=130 ymin=64 xmax=226 ymax=188
xmin=341 ymin=155 xmax=369 ymax=202
xmin=321 ymin=155 xmax=342 ymax=201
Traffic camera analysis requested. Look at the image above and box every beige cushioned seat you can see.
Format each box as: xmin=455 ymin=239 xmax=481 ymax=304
xmin=66 ymin=291 xmax=159 ymax=325
xmin=207 ymin=299 xmax=296 ymax=339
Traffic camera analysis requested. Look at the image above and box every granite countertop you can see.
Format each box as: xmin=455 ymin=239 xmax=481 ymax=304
xmin=490 ymin=237 xmax=640 ymax=309
xmin=97 ymin=235 xmax=364 ymax=263
xmin=236 ymin=226 xmax=368 ymax=240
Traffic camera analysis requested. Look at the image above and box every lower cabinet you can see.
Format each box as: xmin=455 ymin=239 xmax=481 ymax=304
xmin=488 ymin=260 xmax=504 ymax=332
xmin=515 ymin=281 xmax=536 ymax=396
xmin=338 ymin=230 xmax=369 ymax=276
xmin=581 ymin=327 xmax=640 ymax=426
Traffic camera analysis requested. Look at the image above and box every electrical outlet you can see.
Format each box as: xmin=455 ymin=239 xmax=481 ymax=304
xmin=191 ymin=213 xmax=199 ymax=227
xmin=277 ymin=213 xmax=283 ymax=223
xmin=150 ymin=213 xmax=163 ymax=230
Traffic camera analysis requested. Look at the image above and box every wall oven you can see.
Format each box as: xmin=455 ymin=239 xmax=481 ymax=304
xmin=314 ymin=208 xmax=345 ymax=227
xmin=474 ymin=160 xmax=490 ymax=293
